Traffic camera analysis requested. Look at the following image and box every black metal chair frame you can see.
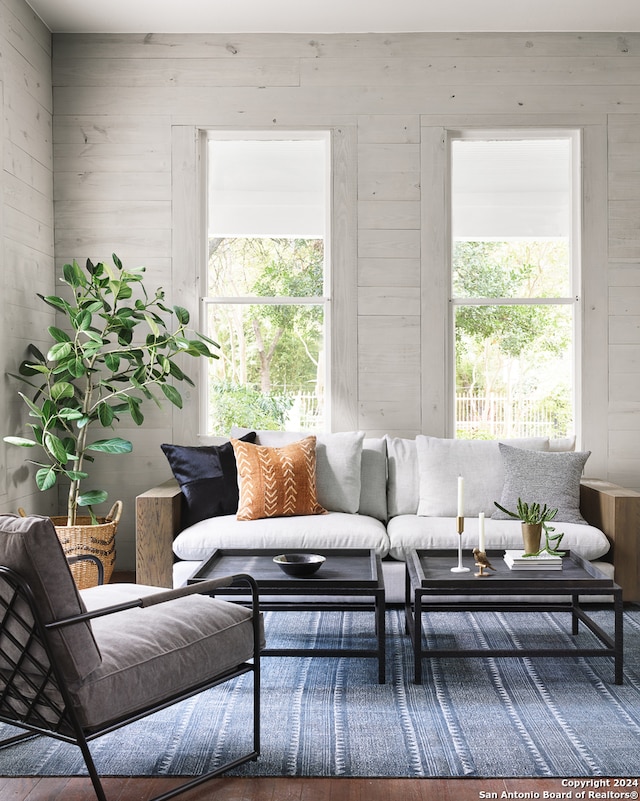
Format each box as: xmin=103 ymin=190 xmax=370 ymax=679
xmin=0 ymin=566 xmax=261 ymax=801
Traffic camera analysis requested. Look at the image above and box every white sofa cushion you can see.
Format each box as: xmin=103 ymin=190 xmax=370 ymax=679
xmin=231 ymin=427 xmax=365 ymax=515
xmin=173 ymin=510 xmax=390 ymax=561
xmin=359 ymin=437 xmax=388 ymax=521
xmin=386 ymin=514 xmax=611 ymax=562
xmin=385 ymin=435 xmax=420 ymax=517
xmin=415 ymin=436 xmax=550 ymax=518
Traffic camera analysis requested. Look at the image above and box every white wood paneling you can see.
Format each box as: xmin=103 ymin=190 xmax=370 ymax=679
xmin=1 ymin=0 xmax=54 ymax=515
xmin=32 ymin=29 xmax=640 ymax=567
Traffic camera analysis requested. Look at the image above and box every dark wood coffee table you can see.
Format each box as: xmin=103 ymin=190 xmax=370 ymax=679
xmin=189 ymin=547 xmax=386 ymax=683
xmin=405 ymin=548 xmax=623 ymax=685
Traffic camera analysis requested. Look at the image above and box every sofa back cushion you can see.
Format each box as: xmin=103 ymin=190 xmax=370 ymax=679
xmin=385 ymin=436 xmax=420 ymax=518
xmin=359 ymin=437 xmax=388 ymax=521
xmin=231 ymin=428 xmax=367 ymax=516
xmin=386 ymin=435 xmax=557 ymax=518
xmin=416 ymin=436 xmax=551 ymax=518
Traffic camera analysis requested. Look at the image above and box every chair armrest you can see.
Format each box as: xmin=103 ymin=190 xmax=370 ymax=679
xmin=580 ymin=478 xmax=640 ymax=603
xmin=47 ymin=574 xmax=259 ymax=628
xmin=136 ymin=479 xmax=182 ymax=588
xmin=68 ymin=554 xmax=104 ymax=585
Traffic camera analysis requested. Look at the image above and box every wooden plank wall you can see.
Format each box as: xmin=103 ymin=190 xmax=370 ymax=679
xmin=28 ymin=31 xmax=639 ymax=569
xmin=0 ymin=0 xmax=54 ymax=519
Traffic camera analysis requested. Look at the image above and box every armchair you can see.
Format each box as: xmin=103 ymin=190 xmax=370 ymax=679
xmin=0 ymin=514 xmax=262 ymax=801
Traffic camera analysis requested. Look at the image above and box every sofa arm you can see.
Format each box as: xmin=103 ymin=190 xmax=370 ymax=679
xmin=136 ymin=479 xmax=182 ymax=588
xmin=580 ymin=479 xmax=640 ymax=603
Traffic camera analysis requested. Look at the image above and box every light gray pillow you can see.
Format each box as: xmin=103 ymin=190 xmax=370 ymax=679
xmin=415 ymin=436 xmax=550 ymax=518
xmin=493 ymin=443 xmax=590 ymax=524
xmin=358 ymin=437 xmax=388 ymax=521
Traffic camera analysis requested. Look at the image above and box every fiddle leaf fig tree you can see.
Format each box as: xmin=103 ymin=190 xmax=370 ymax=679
xmin=4 ymin=254 xmax=219 ymax=526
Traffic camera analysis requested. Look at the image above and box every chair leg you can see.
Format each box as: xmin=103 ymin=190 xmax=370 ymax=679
xmin=74 ymin=730 xmax=109 ymax=801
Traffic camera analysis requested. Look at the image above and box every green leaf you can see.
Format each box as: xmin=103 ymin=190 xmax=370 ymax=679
xmin=40 ymin=294 xmax=71 ymax=314
xmin=36 ymin=466 xmax=58 ymax=491
xmin=173 ymin=305 xmax=190 ymax=325
xmin=98 ymin=403 xmax=114 ymax=427
xmin=3 ymin=436 xmax=37 ymax=448
xmin=127 ymin=397 xmax=144 ymax=425
xmin=144 ymin=313 xmax=160 ymax=337
xmin=44 ymin=432 xmax=69 ymax=464
xmin=116 ymin=283 xmax=133 ymax=301
xmin=62 ymin=260 xmax=86 ymax=288
xmin=185 ymin=339 xmax=212 ymax=357
xmin=18 ymin=391 xmax=43 ymax=417
xmin=77 ymin=490 xmax=108 ymax=507
xmin=65 ymin=470 xmax=89 ymax=481
xmin=75 ymin=310 xmax=92 ymax=331
xmin=50 ymin=381 xmax=74 ymax=401
xmin=104 ymin=353 xmax=120 ymax=372
xmin=57 ymin=407 xmax=84 ymax=421
xmin=18 ymin=360 xmax=47 ymax=377
xmin=86 ymin=437 xmax=133 ymax=454
xmin=197 ymin=331 xmax=220 ymax=349
xmin=112 ymin=253 xmax=123 ymax=270
xmin=48 ymin=326 xmax=71 ymax=343
xmin=161 ymin=384 xmax=183 ymax=409
xmin=67 ymin=357 xmax=86 ymax=378
xmin=47 ymin=342 xmax=73 ymax=362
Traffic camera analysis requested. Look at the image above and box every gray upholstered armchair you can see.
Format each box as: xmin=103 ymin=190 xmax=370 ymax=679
xmin=0 ymin=513 xmax=262 ymax=801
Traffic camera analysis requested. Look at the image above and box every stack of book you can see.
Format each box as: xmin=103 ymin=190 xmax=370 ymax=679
xmin=503 ymin=550 xmax=563 ymax=570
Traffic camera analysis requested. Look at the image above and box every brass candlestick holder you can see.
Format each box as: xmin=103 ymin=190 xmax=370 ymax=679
xmin=451 ymin=516 xmax=470 ymax=573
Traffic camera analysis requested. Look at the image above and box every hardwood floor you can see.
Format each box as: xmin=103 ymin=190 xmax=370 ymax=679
xmin=0 ymin=776 xmax=578 ymax=801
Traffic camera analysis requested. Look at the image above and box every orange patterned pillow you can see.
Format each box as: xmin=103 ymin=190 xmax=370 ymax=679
xmin=231 ymin=436 xmax=327 ymax=521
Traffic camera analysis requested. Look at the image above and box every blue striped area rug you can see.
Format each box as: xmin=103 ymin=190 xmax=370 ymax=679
xmin=1 ymin=607 xmax=640 ymax=778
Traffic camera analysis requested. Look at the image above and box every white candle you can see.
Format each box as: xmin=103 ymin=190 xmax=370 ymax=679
xmin=478 ymin=512 xmax=485 ymax=552
xmin=457 ymin=476 xmax=464 ymax=518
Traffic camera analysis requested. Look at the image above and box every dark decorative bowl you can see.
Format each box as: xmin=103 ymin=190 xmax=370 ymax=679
xmin=273 ymin=553 xmax=326 ymax=577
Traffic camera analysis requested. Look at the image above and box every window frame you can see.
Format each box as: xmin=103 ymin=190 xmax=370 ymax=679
xmin=448 ymin=127 xmax=582 ymax=441
xmin=420 ymin=117 xmax=608 ymax=472
xmin=203 ymin=130 xmax=332 ymax=436
xmin=170 ymin=124 xmax=357 ymax=445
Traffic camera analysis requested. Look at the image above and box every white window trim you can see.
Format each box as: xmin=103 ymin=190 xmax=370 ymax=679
xmin=171 ymin=124 xmax=357 ymax=444
xmin=203 ymin=130 xmax=331 ymax=436
xmin=421 ymin=118 xmax=608 ymax=474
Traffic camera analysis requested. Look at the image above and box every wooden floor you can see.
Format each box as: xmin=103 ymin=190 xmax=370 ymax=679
xmin=0 ymin=776 xmax=580 ymax=800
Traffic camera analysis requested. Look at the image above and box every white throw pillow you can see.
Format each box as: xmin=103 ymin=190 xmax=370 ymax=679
xmin=415 ymin=436 xmax=550 ymax=518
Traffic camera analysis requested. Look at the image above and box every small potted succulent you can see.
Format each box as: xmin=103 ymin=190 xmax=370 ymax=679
xmin=494 ymin=498 xmax=565 ymax=556
xmin=4 ymin=254 xmax=218 ymax=584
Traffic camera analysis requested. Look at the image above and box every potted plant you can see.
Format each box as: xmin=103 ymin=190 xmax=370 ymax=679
xmin=4 ymin=254 xmax=218 ymax=584
xmin=493 ymin=498 xmax=565 ymax=556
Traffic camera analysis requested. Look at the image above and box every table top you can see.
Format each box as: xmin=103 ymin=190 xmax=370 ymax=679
xmin=407 ymin=549 xmax=619 ymax=592
xmin=188 ymin=547 xmax=383 ymax=590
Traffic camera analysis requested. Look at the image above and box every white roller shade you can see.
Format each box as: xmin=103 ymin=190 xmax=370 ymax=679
xmin=208 ymin=138 xmax=327 ymax=238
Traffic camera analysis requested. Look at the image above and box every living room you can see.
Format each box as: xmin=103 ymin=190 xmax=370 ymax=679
xmin=1 ymin=0 xmax=640 ymax=798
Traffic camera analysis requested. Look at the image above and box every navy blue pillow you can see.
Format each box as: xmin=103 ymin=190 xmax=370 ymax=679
xmin=161 ymin=432 xmax=256 ymax=527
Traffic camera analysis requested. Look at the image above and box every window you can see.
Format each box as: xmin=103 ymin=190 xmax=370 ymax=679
xmin=203 ymin=132 xmax=330 ymax=435
xmin=450 ymin=131 xmax=580 ymax=440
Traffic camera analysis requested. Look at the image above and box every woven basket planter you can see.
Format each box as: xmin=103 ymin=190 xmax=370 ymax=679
xmin=51 ymin=501 xmax=122 ymax=589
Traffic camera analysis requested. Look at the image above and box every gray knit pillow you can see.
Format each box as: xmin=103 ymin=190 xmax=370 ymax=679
xmin=493 ymin=443 xmax=590 ymax=524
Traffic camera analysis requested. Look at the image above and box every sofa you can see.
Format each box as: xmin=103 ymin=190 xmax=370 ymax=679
xmin=136 ymin=430 xmax=640 ymax=603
